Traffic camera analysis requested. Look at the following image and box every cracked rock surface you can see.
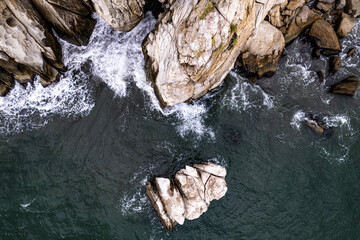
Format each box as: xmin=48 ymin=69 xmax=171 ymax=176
xmin=143 ymin=0 xmax=280 ymax=107
xmin=146 ymin=162 xmax=227 ymax=231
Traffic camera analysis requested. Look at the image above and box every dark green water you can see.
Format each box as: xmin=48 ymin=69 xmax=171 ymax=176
xmin=1 ymin=14 xmax=360 ymax=239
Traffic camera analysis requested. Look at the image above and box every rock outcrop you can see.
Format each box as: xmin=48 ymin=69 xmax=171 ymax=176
xmin=91 ymin=0 xmax=145 ymax=32
xmin=237 ymin=21 xmax=285 ymax=77
xmin=146 ymin=162 xmax=227 ymax=231
xmin=330 ymin=76 xmax=360 ymax=96
xmin=142 ymin=0 xmax=281 ymax=107
xmin=346 ymin=0 xmax=360 ymax=17
xmin=31 ymin=0 xmax=96 ymax=46
xmin=0 ymin=0 xmax=64 ymax=86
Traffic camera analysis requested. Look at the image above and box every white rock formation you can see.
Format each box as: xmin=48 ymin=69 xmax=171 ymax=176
xmin=146 ymin=162 xmax=228 ymax=231
xmin=143 ymin=0 xmax=282 ymax=107
xmin=91 ymin=0 xmax=145 ymax=32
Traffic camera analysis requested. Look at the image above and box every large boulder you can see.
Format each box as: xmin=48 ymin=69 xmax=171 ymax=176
xmin=142 ymin=0 xmax=280 ymax=107
xmin=31 ymin=0 xmax=96 ymax=46
xmin=336 ymin=12 xmax=355 ymax=38
xmin=237 ymin=21 xmax=285 ymax=77
xmin=309 ymin=19 xmax=340 ymax=50
xmin=284 ymin=6 xmax=322 ymax=43
xmin=346 ymin=0 xmax=360 ymax=17
xmin=0 ymin=0 xmax=64 ymax=87
xmin=330 ymin=76 xmax=360 ymax=96
xmin=146 ymin=162 xmax=227 ymax=231
xmin=91 ymin=0 xmax=145 ymax=32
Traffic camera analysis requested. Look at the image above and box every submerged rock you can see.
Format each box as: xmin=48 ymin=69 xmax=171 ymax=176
xmin=329 ymin=56 xmax=342 ymax=75
xmin=309 ymin=19 xmax=340 ymax=50
xmin=146 ymin=162 xmax=227 ymax=231
xmin=237 ymin=21 xmax=285 ymax=77
xmin=346 ymin=48 xmax=356 ymax=58
xmin=91 ymin=0 xmax=145 ymax=32
xmin=142 ymin=0 xmax=280 ymax=107
xmin=330 ymin=76 xmax=360 ymax=96
xmin=304 ymin=115 xmax=332 ymax=134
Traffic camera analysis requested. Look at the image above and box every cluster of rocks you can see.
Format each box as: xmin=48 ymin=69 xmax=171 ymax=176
xmin=146 ymin=162 xmax=227 ymax=231
xmin=0 ymin=0 xmax=146 ymax=96
xmin=237 ymin=0 xmax=359 ymax=95
xmin=304 ymin=114 xmax=334 ymax=134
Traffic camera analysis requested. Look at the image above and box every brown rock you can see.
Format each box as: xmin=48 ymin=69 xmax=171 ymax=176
xmin=346 ymin=0 xmax=360 ymax=17
xmin=0 ymin=67 xmax=14 ymax=96
xmin=330 ymin=76 xmax=360 ymax=96
xmin=336 ymin=12 xmax=355 ymax=38
xmin=347 ymin=48 xmax=356 ymax=58
xmin=286 ymin=0 xmax=306 ymax=10
xmin=284 ymin=6 xmax=322 ymax=43
xmin=238 ymin=21 xmax=285 ymax=77
xmin=316 ymin=2 xmax=333 ymax=12
xmin=309 ymin=19 xmax=340 ymax=50
xmin=336 ymin=0 xmax=347 ymax=9
xmin=317 ymin=70 xmax=324 ymax=82
xmin=329 ymin=56 xmax=341 ymax=75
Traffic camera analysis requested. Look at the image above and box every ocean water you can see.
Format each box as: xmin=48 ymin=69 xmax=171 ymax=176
xmin=1 ymin=13 xmax=360 ymax=239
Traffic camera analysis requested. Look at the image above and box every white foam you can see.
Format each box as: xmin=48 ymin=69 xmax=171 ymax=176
xmin=117 ymin=190 xmax=148 ymax=216
xmin=20 ymin=198 xmax=36 ymax=208
xmin=223 ymin=71 xmax=274 ymax=111
xmin=290 ymin=110 xmax=306 ymax=130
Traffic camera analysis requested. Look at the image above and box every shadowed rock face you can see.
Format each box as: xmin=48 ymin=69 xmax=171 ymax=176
xmin=309 ymin=19 xmax=341 ymax=50
xmin=91 ymin=0 xmax=145 ymax=32
xmin=31 ymin=0 xmax=96 ymax=46
xmin=330 ymin=76 xmax=360 ymax=96
xmin=0 ymin=0 xmax=64 ymax=86
xmin=146 ymin=162 xmax=227 ymax=231
xmin=237 ymin=21 xmax=285 ymax=77
xmin=0 ymin=0 xmax=147 ymax=95
xmin=143 ymin=0 xmax=281 ymax=107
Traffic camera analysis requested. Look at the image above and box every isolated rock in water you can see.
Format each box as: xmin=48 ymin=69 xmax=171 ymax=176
xmin=175 ymin=166 xmax=208 ymax=220
xmin=346 ymin=0 xmax=360 ymax=17
xmin=347 ymin=48 xmax=356 ymax=58
xmin=304 ymin=115 xmax=331 ymax=134
xmin=91 ymin=0 xmax=145 ymax=32
xmin=31 ymin=0 xmax=96 ymax=46
xmin=0 ymin=0 xmax=64 ymax=86
xmin=142 ymin=0 xmax=280 ymax=106
xmin=237 ymin=21 xmax=285 ymax=77
xmin=336 ymin=12 xmax=355 ymax=38
xmin=317 ymin=71 xmax=324 ymax=82
xmin=329 ymin=56 xmax=342 ymax=75
xmin=284 ymin=6 xmax=321 ymax=43
xmin=330 ymin=76 xmax=360 ymax=96
xmin=146 ymin=162 xmax=227 ymax=231
xmin=309 ymin=19 xmax=340 ymax=50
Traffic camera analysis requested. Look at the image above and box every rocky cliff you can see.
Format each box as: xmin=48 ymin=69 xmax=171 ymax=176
xmin=142 ymin=0 xmax=282 ymax=107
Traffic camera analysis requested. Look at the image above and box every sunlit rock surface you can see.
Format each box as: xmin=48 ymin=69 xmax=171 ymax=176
xmin=143 ymin=0 xmax=280 ymax=107
xmin=146 ymin=162 xmax=227 ymax=231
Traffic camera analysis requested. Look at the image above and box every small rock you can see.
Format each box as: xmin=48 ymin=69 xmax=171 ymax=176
xmin=321 ymin=49 xmax=341 ymax=56
xmin=309 ymin=19 xmax=340 ymax=50
xmin=304 ymin=115 xmax=332 ymax=134
xmin=346 ymin=48 xmax=356 ymax=58
xmin=329 ymin=56 xmax=342 ymax=75
xmin=336 ymin=12 xmax=355 ymax=38
xmin=317 ymin=71 xmax=324 ymax=82
xmin=330 ymin=76 xmax=360 ymax=96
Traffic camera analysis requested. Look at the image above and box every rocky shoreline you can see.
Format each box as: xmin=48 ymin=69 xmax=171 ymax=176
xmin=0 ymin=0 xmax=359 ymax=104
